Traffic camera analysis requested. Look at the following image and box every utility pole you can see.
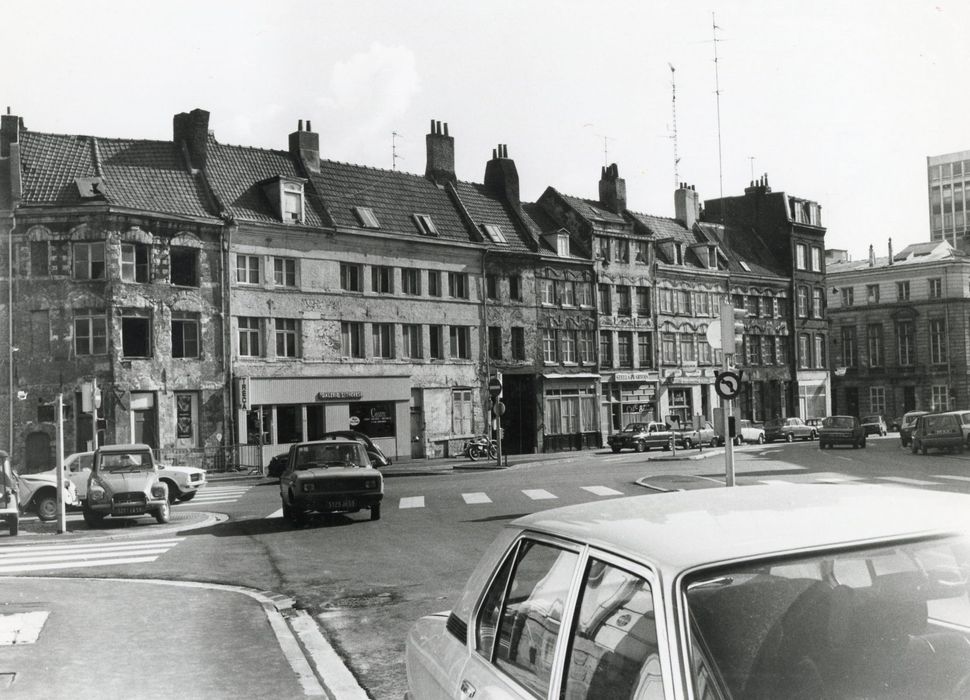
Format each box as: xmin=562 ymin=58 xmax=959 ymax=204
xmin=712 ymin=12 xmax=724 ymax=202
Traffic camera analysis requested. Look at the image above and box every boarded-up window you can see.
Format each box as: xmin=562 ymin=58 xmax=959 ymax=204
xmin=30 ymin=241 xmax=49 ymax=277
xmin=122 ymin=314 xmax=152 ymax=357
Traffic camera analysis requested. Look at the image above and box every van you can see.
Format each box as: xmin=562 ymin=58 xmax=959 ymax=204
xmin=910 ymin=412 xmax=964 ymax=455
xmin=899 ymin=410 xmax=928 ymax=448
xmin=942 ymin=410 xmax=970 ymax=448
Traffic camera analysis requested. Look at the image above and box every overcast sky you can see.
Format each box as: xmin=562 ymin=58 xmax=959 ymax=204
xmin=7 ymin=0 xmax=968 ymax=259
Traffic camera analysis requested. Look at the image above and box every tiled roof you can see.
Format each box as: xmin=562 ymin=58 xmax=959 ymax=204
xmin=558 ymin=193 xmax=626 ymax=224
xmin=205 ymin=139 xmax=325 ymax=227
xmin=696 ymin=222 xmax=785 ymax=278
xmin=312 ymin=161 xmax=473 ymax=242
xmin=19 ymin=131 xmax=216 ymax=220
xmin=827 ymin=240 xmax=965 ymax=273
xmin=453 ymin=181 xmax=536 ymax=252
xmin=626 ymin=211 xmax=692 ymax=243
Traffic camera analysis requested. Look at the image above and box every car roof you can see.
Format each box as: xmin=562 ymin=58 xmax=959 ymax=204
xmin=511 ymin=484 xmax=970 ymax=573
xmin=97 ymin=443 xmax=153 ymax=453
xmin=295 ymin=438 xmax=361 ymax=446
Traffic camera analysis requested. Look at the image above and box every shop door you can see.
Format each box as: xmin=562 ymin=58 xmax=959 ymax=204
xmin=130 ymin=392 xmax=158 ymax=449
xmin=501 ymin=375 xmax=535 ymax=455
xmin=410 ymin=389 xmax=425 ymax=459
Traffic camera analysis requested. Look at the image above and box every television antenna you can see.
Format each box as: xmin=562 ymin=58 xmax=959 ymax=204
xmin=392 ymin=131 xmax=403 ymax=170
xmin=712 ymin=12 xmax=724 ymax=201
xmin=669 ymin=63 xmax=681 ymax=188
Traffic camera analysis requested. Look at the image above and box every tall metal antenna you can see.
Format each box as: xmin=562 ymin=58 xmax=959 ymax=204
xmin=748 ymin=156 xmax=755 ymax=180
xmin=712 ymin=12 xmax=724 ymax=202
xmin=669 ymin=63 xmax=680 ymax=188
xmin=600 ymin=134 xmax=613 ymax=166
xmin=392 ymin=131 xmax=402 ymax=170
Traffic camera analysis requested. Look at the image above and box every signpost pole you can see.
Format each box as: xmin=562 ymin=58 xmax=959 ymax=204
xmin=723 ymin=354 xmax=735 ymax=487
xmin=56 ymin=392 xmax=66 ymax=533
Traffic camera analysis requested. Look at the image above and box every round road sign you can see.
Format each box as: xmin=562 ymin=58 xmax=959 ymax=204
xmin=488 ymin=377 xmax=502 ymax=397
xmin=493 ymin=400 xmax=506 ymax=417
xmin=714 ymin=370 xmax=742 ymax=400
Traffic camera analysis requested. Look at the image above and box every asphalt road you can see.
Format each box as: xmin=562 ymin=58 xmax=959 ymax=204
xmin=5 ymin=434 xmax=970 ymax=699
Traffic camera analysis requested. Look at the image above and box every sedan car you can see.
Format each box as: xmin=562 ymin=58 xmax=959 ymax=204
xmin=910 ymin=412 xmax=964 ymax=455
xmin=763 ymin=416 xmax=816 ymax=442
xmin=317 ymin=430 xmax=392 ymax=467
xmin=673 ymin=421 xmax=716 ymax=449
xmin=406 ymin=485 xmax=970 ymax=700
xmin=818 ymin=414 xmax=866 ymax=449
xmin=607 ymin=422 xmax=673 ymax=453
xmin=860 ymin=414 xmax=888 ymax=436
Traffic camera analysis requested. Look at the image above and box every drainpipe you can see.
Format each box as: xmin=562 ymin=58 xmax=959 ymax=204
xmin=6 ymin=211 xmax=14 ymax=456
xmin=222 ymin=223 xmax=235 ymax=458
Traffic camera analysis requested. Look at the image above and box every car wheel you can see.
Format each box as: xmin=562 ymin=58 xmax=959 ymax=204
xmin=921 ymin=443 xmax=928 ymax=456
xmin=82 ymin=506 xmax=104 ymax=527
xmin=682 ymin=438 xmax=693 ymax=450
xmin=154 ymin=501 xmax=171 ymax=524
xmin=371 ymin=504 xmax=381 ymax=521
xmin=611 ymin=446 xmax=621 ymax=454
xmin=281 ymin=498 xmax=291 ymax=521
xmin=35 ymin=494 xmax=57 ymax=522
xmin=810 ymin=430 xmax=818 ymax=440
xmin=709 ymin=437 xmax=718 ymax=448
xmin=164 ymin=482 xmax=181 ymax=504
xmin=178 ymin=492 xmax=196 ymax=502
xmin=861 ymin=438 xmax=867 ymax=449
xmin=785 ymin=433 xmax=794 ymax=443
xmin=634 ymin=441 xmax=646 ymax=453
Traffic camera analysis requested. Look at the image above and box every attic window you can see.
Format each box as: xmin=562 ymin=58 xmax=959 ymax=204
xmin=354 ymin=207 xmax=380 ymax=229
xmin=282 ymin=182 xmax=304 ymax=223
xmin=482 ymin=224 xmax=507 ymax=244
xmin=413 ymin=214 xmax=439 ymax=236
xmin=739 ymin=260 xmax=751 ymax=272
xmin=556 ymin=234 xmax=569 ymax=257
xmin=75 ymin=177 xmax=106 ymax=199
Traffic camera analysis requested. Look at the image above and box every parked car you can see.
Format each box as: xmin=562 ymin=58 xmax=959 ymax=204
xmin=278 ymin=438 xmax=384 ymax=525
xmin=0 ymin=451 xmax=18 ymax=536
xmin=943 ymin=409 xmax=970 ymax=447
xmin=818 ymin=415 xmax=866 ymax=449
xmin=860 ymin=414 xmax=888 ymax=436
xmin=17 ymin=468 xmax=79 ymax=521
xmin=763 ymin=416 xmax=817 ymax=442
xmin=899 ymin=410 xmax=929 ymax=448
xmin=910 ymin=412 xmax=964 ymax=455
xmin=405 ymin=484 xmax=970 ymax=700
xmin=63 ymin=450 xmax=206 ymax=504
xmin=673 ymin=421 xmax=717 ymax=449
xmin=607 ymin=422 xmax=672 ymax=453
xmin=716 ymin=418 xmax=765 ymax=446
xmin=317 ymin=430 xmax=392 ymax=467
xmin=266 ymin=453 xmax=289 ymax=479
xmin=83 ymin=444 xmax=171 ymax=526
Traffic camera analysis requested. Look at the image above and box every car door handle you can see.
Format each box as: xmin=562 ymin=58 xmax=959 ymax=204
xmin=460 ymin=679 xmax=477 ymax=697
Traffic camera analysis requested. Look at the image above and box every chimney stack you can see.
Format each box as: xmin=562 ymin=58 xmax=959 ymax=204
xmin=173 ymin=108 xmax=211 ymax=171
xmin=868 ymin=244 xmax=876 ymax=267
xmin=425 ymin=119 xmax=456 ymax=186
xmin=674 ymin=182 xmax=700 ymax=229
xmin=598 ymin=163 xmax=626 ymax=214
xmin=289 ymin=118 xmax=320 ymax=173
xmin=484 ymin=143 xmax=519 ymax=205
xmin=888 ymin=237 xmax=894 ymax=265
xmin=1 ymin=110 xmax=21 ymax=158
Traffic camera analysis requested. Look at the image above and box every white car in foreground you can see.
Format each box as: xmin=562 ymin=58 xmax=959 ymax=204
xmin=406 ymin=485 xmax=970 ymax=699
xmin=18 ymin=469 xmax=78 ymax=521
xmin=64 ymin=450 xmax=206 ymax=504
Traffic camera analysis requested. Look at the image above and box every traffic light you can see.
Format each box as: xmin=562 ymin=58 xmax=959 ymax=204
xmin=719 ymin=305 xmax=747 ymax=355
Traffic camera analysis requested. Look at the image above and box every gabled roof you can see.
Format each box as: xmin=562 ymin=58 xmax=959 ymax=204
xmin=697 ymin=221 xmax=786 ymax=279
xmin=311 ymin=160 xmax=473 ymax=242
xmin=453 ymin=180 xmax=536 ymax=253
xmin=18 ymin=131 xmax=217 ymax=220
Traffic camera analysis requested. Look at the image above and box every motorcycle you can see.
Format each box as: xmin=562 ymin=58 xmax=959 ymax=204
xmin=462 ymin=435 xmax=498 ymax=461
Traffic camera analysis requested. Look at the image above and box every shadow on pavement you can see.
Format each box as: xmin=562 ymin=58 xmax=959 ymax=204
xmin=178 ymin=511 xmax=369 ymax=537
xmin=462 ymin=512 xmax=531 ymax=523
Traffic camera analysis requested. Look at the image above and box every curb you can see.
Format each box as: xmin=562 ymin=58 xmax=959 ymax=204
xmin=0 ymin=510 xmax=227 ymax=545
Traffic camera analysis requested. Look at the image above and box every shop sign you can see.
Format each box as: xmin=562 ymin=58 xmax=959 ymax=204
xmin=316 ymin=391 xmax=363 ymax=401
xmin=613 ymin=371 xmax=659 ymax=382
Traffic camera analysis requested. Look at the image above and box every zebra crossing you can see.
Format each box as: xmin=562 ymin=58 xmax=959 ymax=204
xmin=176 ymin=483 xmax=252 ymax=507
xmin=0 ymin=537 xmax=184 ymax=574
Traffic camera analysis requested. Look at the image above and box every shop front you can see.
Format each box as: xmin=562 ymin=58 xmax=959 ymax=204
xmin=540 ymin=374 xmax=601 ymax=453
xmin=601 ymin=371 xmax=661 ymax=434
xmin=660 ymin=366 xmax=717 ymax=429
xmin=235 ymin=375 xmax=410 ymax=465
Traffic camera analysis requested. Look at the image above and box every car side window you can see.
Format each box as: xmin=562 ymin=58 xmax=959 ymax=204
xmin=561 ymin=558 xmax=665 ymax=700
xmin=480 ymin=539 xmax=579 ymax=697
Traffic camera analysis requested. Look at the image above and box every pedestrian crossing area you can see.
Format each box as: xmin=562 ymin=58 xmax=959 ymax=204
xmin=0 ymin=537 xmax=184 ymax=574
xmin=175 ymin=483 xmax=252 ymax=507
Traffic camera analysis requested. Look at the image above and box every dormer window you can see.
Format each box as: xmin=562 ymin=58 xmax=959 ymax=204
xmin=482 ymin=224 xmax=507 ymax=244
xmin=353 ymin=206 xmax=381 ymax=229
xmin=414 ymin=214 xmax=439 ymax=236
xmin=556 ymin=234 xmax=569 ymax=257
xmin=261 ymin=176 xmax=306 ymax=224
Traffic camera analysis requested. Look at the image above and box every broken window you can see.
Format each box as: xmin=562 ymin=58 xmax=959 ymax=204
xmin=171 ymin=314 xmax=200 ymax=358
xmin=122 ymin=314 xmax=152 ymax=358
xmin=170 ymin=247 xmax=198 ymax=287
xmin=121 ymin=243 xmax=150 ymax=283
xmin=74 ymin=242 xmax=106 ymax=280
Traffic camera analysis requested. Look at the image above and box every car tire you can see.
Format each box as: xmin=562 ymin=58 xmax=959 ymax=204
xmin=371 ymin=504 xmax=381 ymax=521
xmin=861 ymin=438 xmax=867 ymax=449
xmin=164 ymin=482 xmax=181 ymax=504
xmin=682 ymin=438 xmax=693 ymax=450
xmin=35 ymin=494 xmax=57 ymax=522
xmin=178 ymin=492 xmax=196 ymax=502
xmin=611 ymin=446 xmax=621 ymax=454
xmin=281 ymin=498 xmax=291 ymax=521
xmin=921 ymin=443 xmax=928 ymax=456
xmin=82 ymin=506 xmax=104 ymax=527
xmin=155 ymin=501 xmax=171 ymax=524
xmin=785 ymin=433 xmax=794 ymax=443
xmin=709 ymin=437 xmax=718 ymax=448
xmin=634 ymin=441 xmax=646 ymax=453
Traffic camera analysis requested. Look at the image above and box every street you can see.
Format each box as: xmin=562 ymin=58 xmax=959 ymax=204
xmin=3 ymin=435 xmax=970 ymax=698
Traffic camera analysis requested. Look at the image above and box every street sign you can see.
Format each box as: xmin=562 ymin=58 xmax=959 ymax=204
xmin=714 ymin=370 xmax=743 ymax=400
xmin=493 ymin=400 xmax=506 ymax=417
xmin=488 ymin=376 xmax=502 ymax=398
xmin=705 ymin=322 xmax=722 ymax=350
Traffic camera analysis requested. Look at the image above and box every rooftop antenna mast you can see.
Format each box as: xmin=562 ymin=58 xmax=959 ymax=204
xmin=669 ymin=63 xmax=681 ymax=188
xmin=712 ymin=12 xmax=724 ymax=202
xmin=600 ymin=134 xmax=613 ymax=166
xmin=392 ymin=131 xmax=402 ymax=170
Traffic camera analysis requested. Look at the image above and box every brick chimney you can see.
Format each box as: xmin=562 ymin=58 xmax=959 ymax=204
xmin=1 ymin=109 xmax=21 ymax=158
xmin=744 ymin=173 xmax=771 ymax=196
xmin=289 ymin=118 xmax=320 ymax=173
xmin=888 ymin=237 xmax=894 ymax=265
xmin=484 ymin=144 xmax=519 ymax=205
xmin=173 ymin=108 xmax=211 ymax=170
xmin=598 ymin=163 xmax=626 ymax=214
xmin=674 ymin=183 xmax=700 ymax=229
xmin=425 ymin=119 xmax=455 ymax=186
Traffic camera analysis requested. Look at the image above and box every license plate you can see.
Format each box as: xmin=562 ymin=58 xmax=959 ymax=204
xmin=115 ymin=506 xmax=144 ymax=515
xmin=328 ymin=499 xmax=356 ymax=510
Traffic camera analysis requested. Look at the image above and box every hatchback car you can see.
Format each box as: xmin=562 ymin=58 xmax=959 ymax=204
xmin=910 ymin=412 xmax=964 ymax=455
xmin=763 ymin=416 xmax=816 ymax=442
xmin=317 ymin=430 xmax=392 ymax=467
xmin=818 ymin=415 xmax=866 ymax=449
xmin=607 ymin=422 xmax=673 ymax=453
xmin=83 ymin=444 xmax=171 ymax=526
xmin=405 ymin=485 xmax=970 ymax=700
xmin=899 ymin=410 xmax=929 ymax=448
xmin=860 ymin=414 xmax=888 ymax=436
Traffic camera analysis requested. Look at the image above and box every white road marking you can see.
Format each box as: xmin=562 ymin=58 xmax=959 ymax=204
xmin=399 ymin=496 xmax=425 ymax=509
xmin=266 ymin=508 xmax=283 ymax=519
xmin=935 ymin=475 xmax=970 ymax=483
xmin=522 ymin=489 xmax=557 ymax=500
xmin=581 ymin=486 xmax=623 ymax=497
xmin=0 ymin=611 xmax=49 ymax=645
xmin=879 ymin=476 xmax=939 ymax=487
xmin=0 ymin=537 xmax=183 ymax=574
xmin=462 ymin=492 xmax=492 ymax=505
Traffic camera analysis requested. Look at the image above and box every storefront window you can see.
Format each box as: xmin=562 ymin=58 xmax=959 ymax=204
xmin=545 ymin=388 xmax=597 ymax=435
xmin=246 ymin=406 xmax=273 ymax=445
xmin=351 ymin=401 xmax=396 ymax=438
xmin=277 ymin=405 xmax=302 ymax=444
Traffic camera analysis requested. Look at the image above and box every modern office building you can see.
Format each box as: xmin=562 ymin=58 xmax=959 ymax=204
xmin=928 ymin=150 xmax=970 ymax=245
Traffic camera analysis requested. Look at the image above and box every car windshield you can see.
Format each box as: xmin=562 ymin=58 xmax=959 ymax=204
xmin=685 ymin=534 xmax=970 ymax=699
xmin=823 ymin=417 xmax=854 ymax=429
xmin=924 ymin=415 xmax=955 ymax=431
xmin=903 ymin=414 xmax=925 ymax=427
xmin=862 ymin=415 xmax=880 ymax=423
xmin=294 ymin=444 xmax=365 ymax=470
xmin=620 ymin=424 xmax=646 ymax=433
xmin=99 ymin=452 xmax=152 ymax=472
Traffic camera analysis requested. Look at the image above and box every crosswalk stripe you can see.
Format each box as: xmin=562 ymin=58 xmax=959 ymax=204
xmin=462 ymin=493 xmax=492 ymax=505
xmin=0 ymin=547 xmax=175 ymax=565
xmin=0 ymin=538 xmax=185 ymax=554
xmin=581 ymin=486 xmax=623 ymax=497
xmin=179 ymin=498 xmax=243 ymax=506
xmin=266 ymin=508 xmax=283 ymax=519
xmin=399 ymin=497 xmax=425 ymax=509
xmin=522 ymin=489 xmax=557 ymax=500
xmin=0 ymin=556 xmax=160 ymax=574
xmin=934 ymin=475 xmax=970 ymax=483
xmin=879 ymin=476 xmax=939 ymax=487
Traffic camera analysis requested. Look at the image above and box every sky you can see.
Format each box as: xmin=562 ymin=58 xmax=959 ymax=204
xmin=6 ymin=0 xmax=969 ymax=260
